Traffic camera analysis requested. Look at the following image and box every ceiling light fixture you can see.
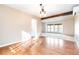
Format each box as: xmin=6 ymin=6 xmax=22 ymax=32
xmin=40 ymin=4 xmax=46 ymax=17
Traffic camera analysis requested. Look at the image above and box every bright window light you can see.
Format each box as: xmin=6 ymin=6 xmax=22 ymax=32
xmin=21 ymin=31 xmax=31 ymax=41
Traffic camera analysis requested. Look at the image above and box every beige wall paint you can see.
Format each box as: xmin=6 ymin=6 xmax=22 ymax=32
xmin=37 ymin=18 xmax=42 ymax=35
xmin=31 ymin=17 xmax=42 ymax=37
xmin=63 ymin=15 xmax=74 ymax=36
xmin=0 ymin=5 xmax=42 ymax=47
xmin=41 ymin=23 xmax=45 ymax=33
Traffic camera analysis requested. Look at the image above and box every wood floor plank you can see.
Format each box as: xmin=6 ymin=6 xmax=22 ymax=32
xmin=0 ymin=36 xmax=79 ymax=55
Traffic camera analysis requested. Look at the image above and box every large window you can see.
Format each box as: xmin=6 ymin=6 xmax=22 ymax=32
xmin=46 ymin=24 xmax=63 ymax=33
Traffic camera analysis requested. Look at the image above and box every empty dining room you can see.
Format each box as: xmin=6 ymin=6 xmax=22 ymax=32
xmin=0 ymin=4 xmax=79 ymax=55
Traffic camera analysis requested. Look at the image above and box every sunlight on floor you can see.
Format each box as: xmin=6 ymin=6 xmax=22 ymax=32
xmin=9 ymin=47 xmax=16 ymax=54
xmin=46 ymin=36 xmax=64 ymax=48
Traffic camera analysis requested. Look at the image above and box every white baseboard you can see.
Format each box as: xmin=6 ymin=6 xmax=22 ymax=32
xmin=42 ymin=33 xmax=74 ymax=42
xmin=0 ymin=40 xmax=23 ymax=48
xmin=74 ymin=38 xmax=79 ymax=48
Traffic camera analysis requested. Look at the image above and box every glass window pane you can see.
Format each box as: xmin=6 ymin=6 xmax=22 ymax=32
xmin=55 ymin=25 xmax=58 ymax=32
xmin=51 ymin=25 xmax=54 ymax=32
xmin=47 ymin=25 xmax=51 ymax=32
xmin=47 ymin=25 xmax=50 ymax=28
xmin=48 ymin=28 xmax=50 ymax=32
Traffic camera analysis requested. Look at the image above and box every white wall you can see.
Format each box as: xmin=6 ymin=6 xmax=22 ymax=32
xmin=31 ymin=18 xmax=41 ymax=35
xmin=41 ymin=23 xmax=46 ymax=33
xmin=73 ymin=6 xmax=79 ymax=48
xmin=63 ymin=15 xmax=74 ymax=36
xmin=75 ymin=15 xmax=79 ymax=48
xmin=0 ymin=5 xmax=33 ymax=47
xmin=37 ymin=18 xmax=42 ymax=36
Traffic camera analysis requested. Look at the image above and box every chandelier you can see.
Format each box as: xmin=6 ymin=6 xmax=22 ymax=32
xmin=40 ymin=4 xmax=46 ymax=17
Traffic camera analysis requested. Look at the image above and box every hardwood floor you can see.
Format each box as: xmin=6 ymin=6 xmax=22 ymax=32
xmin=0 ymin=36 xmax=79 ymax=55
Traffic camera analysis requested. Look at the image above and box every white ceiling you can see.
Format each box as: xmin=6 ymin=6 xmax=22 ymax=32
xmin=5 ymin=4 xmax=79 ymax=18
